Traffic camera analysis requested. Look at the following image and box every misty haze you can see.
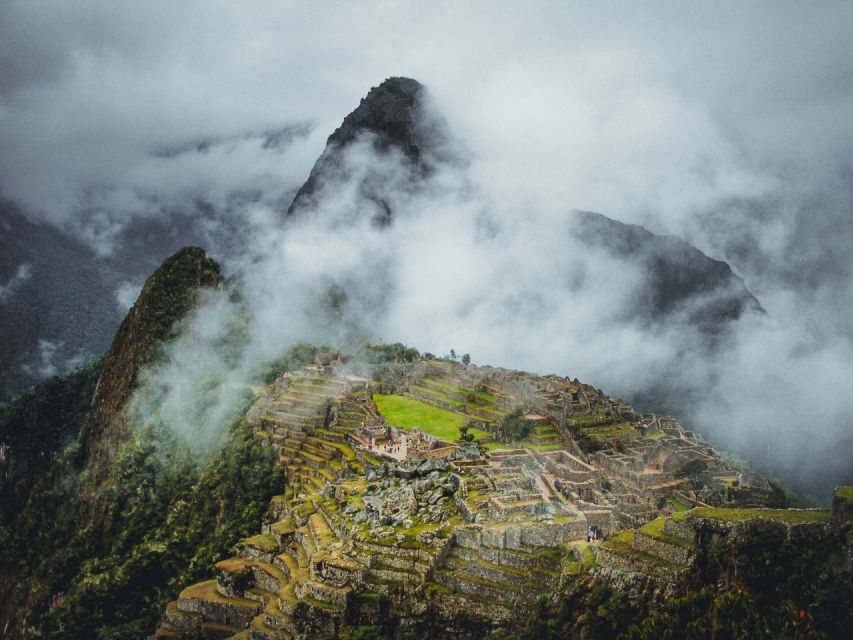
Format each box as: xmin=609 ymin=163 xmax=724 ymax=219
xmin=1 ymin=3 xmax=851 ymax=639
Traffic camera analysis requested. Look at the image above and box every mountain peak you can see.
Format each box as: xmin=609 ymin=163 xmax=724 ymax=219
xmin=78 ymin=246 xmax=221 ymax=480
xmin=328 ymin=77 xmax=424 ymax=156
xmin=287 ymin=77 xmax=428 ymax=215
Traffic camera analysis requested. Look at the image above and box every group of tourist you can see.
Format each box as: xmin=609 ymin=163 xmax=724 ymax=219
xmin=383 ymin=441 xmax=401 ymax=454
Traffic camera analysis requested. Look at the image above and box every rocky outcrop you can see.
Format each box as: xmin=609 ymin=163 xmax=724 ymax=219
xmin=78 ymin=246 xmax=221 ymax=481
xmin=594 ymin=506 xmax=838 ymax=601
xmin=287 ymin=77 xmax=436 ymax=217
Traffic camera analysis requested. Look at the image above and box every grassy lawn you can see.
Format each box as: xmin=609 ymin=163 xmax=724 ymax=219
xmin=690 ymin=507 xmax=830 ymax=524
xmin=665 ymin=496 xmax=690 ymax=512
xmin=373 ymin=394 xmax=490 ymax=441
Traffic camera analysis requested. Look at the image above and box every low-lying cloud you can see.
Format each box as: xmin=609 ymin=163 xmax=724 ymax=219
xmin=2 ymin=2 xmax=853 ymax=499
xmin=130 ymin=124 xmax=851 ymax=501
xmin=0 ymin=263 xmax=31 ymax=303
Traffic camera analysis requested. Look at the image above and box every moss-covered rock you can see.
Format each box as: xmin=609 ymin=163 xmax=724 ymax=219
xmin=78 ymin=246 xmax=221 ymax=480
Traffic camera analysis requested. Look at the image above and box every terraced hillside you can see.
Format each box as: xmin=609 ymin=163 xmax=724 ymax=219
xmin=153 ymin=357 xmax=789 ymax=639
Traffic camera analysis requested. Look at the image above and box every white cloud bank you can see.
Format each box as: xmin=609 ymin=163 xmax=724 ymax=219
xmin=2 ymin=1 xmax=852 ymax=499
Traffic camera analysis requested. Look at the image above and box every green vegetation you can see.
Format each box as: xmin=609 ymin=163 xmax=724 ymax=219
xmin=354 ymin=343 xmax=420 ymax=364
xmin=565 ymin=419 xmax=603 ymax=454
xmin=639 ymin=517 xmax=694 ymax=549
xmin=259 ymin=343 xmax=327 ymax=384
xmin=0 ymin=415 xmax=283 ymax=639
xmin=575 ymin=542 xmax=596 ymax=568
xmin=566 ymin=412 xmax=615 ymax=427
xmin=242 ymin=533 xmax=280 ymax=553
xmin=373 ymin=394 xmax=490 ymax=441
xmin=765 ymin=478 xmax=799 ymax=508
xmin=0 ymin=358 xmax=102 ymax=520
xmin=4 ymin=327 xmax=850 ymax=640
xmin=423 ymin=377 xmax=467 ymax=395
xmin=0 ymin=341 xmax=335 ymax=639
xmin=690 ymin=507 xmax=830 ymax=523
xmin=835 ymin=485 xmax=853 ymax=501
xmin=523 ymin=441 xmax=564 ymax=452
xmin=473 ymin=390 xmax=495 ymax=402
xmin=497 ymin=407 xmax=533 ymax=443
xmin=664 ymin=496 xmax=690 ymax=512
xmin=592 ymin=427 xmax=636 ymax=438
xmin=77 ymin=247 xmax=222 ymax=467
xmin=675 ymin=459 xmax=710 ymax=506
xmin=517 ymin=503 xmax=852 ymax=639
xmin=601 ymin=531 xmax=683 ymax=571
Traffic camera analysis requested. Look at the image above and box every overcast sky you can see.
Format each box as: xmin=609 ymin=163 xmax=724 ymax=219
xmin=3 ymin=2 xmax=852 ymax=237
xmin=2 ymin=1 xmax=852 ymax=499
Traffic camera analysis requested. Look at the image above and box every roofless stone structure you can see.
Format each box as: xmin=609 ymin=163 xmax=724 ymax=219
xmin=153 ymin=357 xmax=793 ymax=638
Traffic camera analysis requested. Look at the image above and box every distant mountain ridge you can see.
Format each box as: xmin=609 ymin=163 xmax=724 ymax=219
xmin=287 ymin=76 xmax=763 ymax=330
xmin=0 ymin=201 xmax=123 ymax=402
xmin=1 ymin=76 xmax=762 ymax=406
xmin=573 ymin=209 xmax=763 ymax=328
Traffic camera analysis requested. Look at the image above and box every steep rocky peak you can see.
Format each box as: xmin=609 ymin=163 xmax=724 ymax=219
xmin=328 ymin=76 xmax=425 ymax=157
xmin=287 ymin=77 xmax=430 ymax=215
xmin=78 ymin=246 xmax=221 ymax=478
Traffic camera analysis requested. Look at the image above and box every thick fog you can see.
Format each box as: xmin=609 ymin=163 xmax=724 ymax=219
xmin=2 ymin=2 xmax=852 ymax=500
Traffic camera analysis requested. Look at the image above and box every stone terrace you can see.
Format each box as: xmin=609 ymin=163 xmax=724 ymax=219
xmin=153 ymin=359 xmax=768 ymax=639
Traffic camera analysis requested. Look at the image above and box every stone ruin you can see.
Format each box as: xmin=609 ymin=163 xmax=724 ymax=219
xmin=152 ymin=358 xmax=787 ymax=639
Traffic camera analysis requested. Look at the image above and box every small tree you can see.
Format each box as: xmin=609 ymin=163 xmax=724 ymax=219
xmin=500 ymin=408 xmax=532 ymax=444
xmin=461 ymin=353 xmax=471 ymax=365
xmin=676 ymin=459 xmax=710 ymax=506
xmin=565 ymin=420 xmax=602 ymax=455
xmin=458 ymin=423 xmax=475 ymax=443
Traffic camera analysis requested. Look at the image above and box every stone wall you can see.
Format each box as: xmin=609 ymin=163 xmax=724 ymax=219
xmin=453 ymin=542 xmax=546 ymax=572
xmin=632 ymin=532 xmax=692 ymax=565
xmin=427 ymin=590 xmax=517 ymax=626
xmin=454 ymin=495 xmax=477 ymax=523
xmin=832 ymin=488 xmax=853 ymax=525
xmin=594 ymin=545 xmax=679 ymax=584
xmin=175 ymin=592 xmax=259 ymax=628
xmin=582 ymin=509 xmax=616 ymax=534
xmin=663 ymin=517 xmax=693 ymax=541
xmin=436 ymin=570 xmax=522 ymax=603
xmin=457 ymin=519 xmax=587 ymax=551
